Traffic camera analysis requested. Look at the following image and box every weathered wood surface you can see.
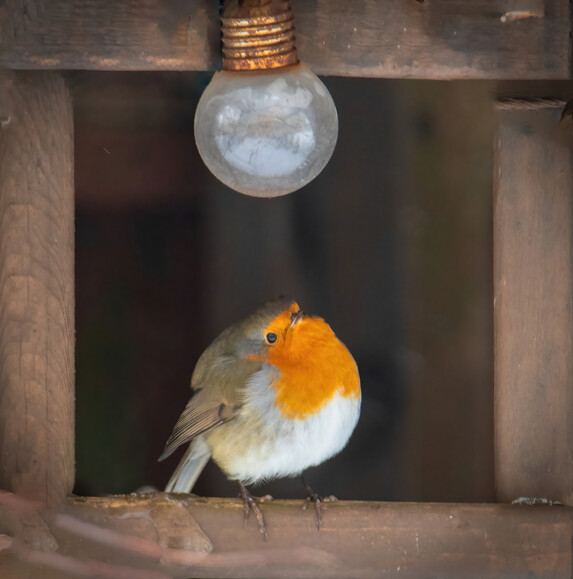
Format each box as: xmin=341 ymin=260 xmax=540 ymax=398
xmin=494 ymin=101 xmax=573 ymax=504
xmin=4 ymin=493 xmax=572 ymax=577
xmin=0 ymin=0 xmax=570 ymax=79
xmin=0 ymin=72 xmax=75 ymax=509
xmin=2 ymin=495 xmax=564 ymax=578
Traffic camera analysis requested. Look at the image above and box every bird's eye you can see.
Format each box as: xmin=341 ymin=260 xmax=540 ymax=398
xmin=266 ymin=332 xmax=277 ymax=344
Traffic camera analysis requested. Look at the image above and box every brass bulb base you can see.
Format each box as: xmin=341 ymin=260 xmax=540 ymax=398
xmin=221 ymin=0 xmax=299 ymax=71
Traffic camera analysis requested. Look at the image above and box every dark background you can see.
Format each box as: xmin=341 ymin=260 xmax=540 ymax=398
xmin=72 ymin=72 xmax=494 ymax=503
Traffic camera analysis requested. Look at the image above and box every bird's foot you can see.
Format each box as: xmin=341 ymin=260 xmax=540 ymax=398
xmin=300 ymin=475 xmax=336 ymax=530
xmin=239 ymin=483 xmax=268 ymax=540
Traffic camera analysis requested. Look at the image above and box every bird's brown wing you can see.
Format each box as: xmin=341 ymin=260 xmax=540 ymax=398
xmin=158 ymin=390 xmax=238 ymax=461
xmin=160 ymin=352 xmax=261 ymax=462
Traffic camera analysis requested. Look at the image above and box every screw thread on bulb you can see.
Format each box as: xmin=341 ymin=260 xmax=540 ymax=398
xmin=221 ymin=0 xmax=299 ymax=71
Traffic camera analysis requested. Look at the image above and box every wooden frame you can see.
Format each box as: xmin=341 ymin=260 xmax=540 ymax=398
xmin=494 ymin=100 xmax=573 ymax=505
xmin=1 ymin=2 xmax=572 ymax=577
xmin=0 ymin=1 xmax=570 ymax=78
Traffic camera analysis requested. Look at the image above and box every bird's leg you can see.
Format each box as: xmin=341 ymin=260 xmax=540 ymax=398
xmin=300 ymin=473 xmax=323 ymax=530
xmin=238 ymin=482 xmax=268 ymax=540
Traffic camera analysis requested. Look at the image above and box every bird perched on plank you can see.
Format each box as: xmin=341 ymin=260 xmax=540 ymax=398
xmin=159 ymin=298 xmax=361 ymax=537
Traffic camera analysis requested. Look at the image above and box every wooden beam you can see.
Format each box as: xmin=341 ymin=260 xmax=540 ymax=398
xmin=0 ymin=72 xmax=75 ymax=509
xmin=0 ymin=1 xmax=570 ymax=79
xmin=494 ymin=100 xmax=573 ymax=504
xmin=5 ymin=496 xmax=561 ymax=578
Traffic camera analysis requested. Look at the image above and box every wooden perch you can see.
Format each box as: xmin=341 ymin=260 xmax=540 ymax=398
xmin=0 ymin=0 xmax=570 ymax=79
xmin=1 ymin=494 xmax=560 ymax=578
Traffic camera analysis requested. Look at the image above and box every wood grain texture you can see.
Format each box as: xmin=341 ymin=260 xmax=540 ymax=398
xmin=494 ymin=102 xmax=573 ymax=504
xmin=0 ymin=72 xmax=75 ymax=509
xmin=33 ymin=495 xmax=571 ymax=578
xmin=0 ymin=0 xmax=570 ymax=79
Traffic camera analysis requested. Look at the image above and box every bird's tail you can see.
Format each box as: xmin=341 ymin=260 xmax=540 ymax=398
xmin=165 ymin=436 xmax=211 ymax=493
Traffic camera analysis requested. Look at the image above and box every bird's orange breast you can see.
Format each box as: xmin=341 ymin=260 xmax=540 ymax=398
xmin=261 ymin=315 xmax=360 ymax=419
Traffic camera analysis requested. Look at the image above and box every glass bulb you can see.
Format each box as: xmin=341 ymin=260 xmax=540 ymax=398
xmin=194 ymin=63 xmax=338 ymax=198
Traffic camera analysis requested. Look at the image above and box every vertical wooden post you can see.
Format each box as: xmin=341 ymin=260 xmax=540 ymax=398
xmin=494 ymin=100 xmax=573 ymax=504
xmin=0 ymin=72 xmax=75 ymax=509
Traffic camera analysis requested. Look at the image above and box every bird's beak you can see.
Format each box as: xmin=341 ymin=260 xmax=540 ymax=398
xmin=290 ymin=309 xmax=303 ymax=326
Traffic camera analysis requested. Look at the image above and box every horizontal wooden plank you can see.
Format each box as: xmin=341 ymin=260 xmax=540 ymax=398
xmin=5 ymin=495 xmax=563 ymax=578
xmin=0 ymin=0 xmax=570 ymax=79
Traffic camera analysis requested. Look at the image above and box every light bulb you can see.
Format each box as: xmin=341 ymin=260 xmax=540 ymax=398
xmin=194 ymin=0 xmax=338 ymax=198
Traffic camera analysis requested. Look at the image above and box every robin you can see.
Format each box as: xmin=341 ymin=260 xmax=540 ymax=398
xmin=159 ymin=298 xmax=361 ymax=537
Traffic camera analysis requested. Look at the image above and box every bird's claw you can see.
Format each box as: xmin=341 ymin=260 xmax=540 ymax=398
xmin=239 ymin=483 xmax=268 ymax=540
xmin=301 ymin=480 xmax=326 ymax=530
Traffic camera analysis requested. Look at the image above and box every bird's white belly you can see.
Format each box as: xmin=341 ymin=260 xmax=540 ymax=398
xmin=207 ymin=388 xmax=360 ymax=485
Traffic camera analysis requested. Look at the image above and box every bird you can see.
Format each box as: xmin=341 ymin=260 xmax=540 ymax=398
xmin=158 ymin=298 xmax=361 ymax=537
